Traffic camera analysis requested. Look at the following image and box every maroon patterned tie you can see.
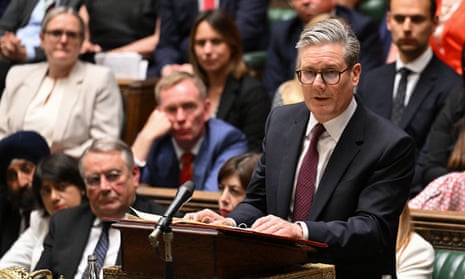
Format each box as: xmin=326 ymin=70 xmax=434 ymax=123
xmin=293 ymin=123 xmax=326 ymax=221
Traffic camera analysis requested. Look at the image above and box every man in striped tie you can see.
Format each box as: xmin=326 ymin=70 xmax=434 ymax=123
xmin=35 ymin=138 xmax=166 ymax=279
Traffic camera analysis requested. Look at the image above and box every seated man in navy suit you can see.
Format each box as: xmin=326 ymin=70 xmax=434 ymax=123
xmin=357 ymin=0 xmax=461 ymax=195
xmin=35 ymin=138 xmax=166 ymax=278
xmin=263 ymin=0 xmax=384 ymax=98
xmin=187 ymin=18 xmax=415 ymax=278
xmin=132 ymin=71 xmax=248 ymax=191
xmin=0 ymin=131 xmax=50 ymax=257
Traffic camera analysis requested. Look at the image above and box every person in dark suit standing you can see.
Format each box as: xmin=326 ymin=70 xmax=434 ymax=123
xmin=262 ymin=0 xmax=384 ymax=98
xmin=0 ymin=131 xmax=50 ymax=258
xmin=187 ymin=18 xmax=415 ymax=279
xmin=35 ymin=138 xmax=166 ymax=278
xmin=357 ymin=0 xmax=461 ymax=195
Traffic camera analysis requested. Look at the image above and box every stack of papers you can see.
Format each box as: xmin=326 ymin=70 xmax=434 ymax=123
xmin=95 ymin=52 xmax=148 ymax=80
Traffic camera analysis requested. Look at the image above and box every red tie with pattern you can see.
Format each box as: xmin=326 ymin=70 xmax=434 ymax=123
xmin=293 ymin=123 xmax=326 ymax=221
xmin=179 ymin=152 xmax=194 ymax=184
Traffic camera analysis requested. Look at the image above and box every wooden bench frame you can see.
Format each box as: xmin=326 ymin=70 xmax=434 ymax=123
xmin=411 ymin=209 xmax=465 ymax=251
xmin=137 ymin=185 xmax=220 ymax=213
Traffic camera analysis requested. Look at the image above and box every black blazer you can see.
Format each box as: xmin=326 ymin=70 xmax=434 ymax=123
xmin=0 ymin=190 xmax=21 ymax=257
xmin=34 ymin=196 xmax=165 ymax=278
xmin=229 ymin=100 xmax=415 ymax=279
xmin=217 ymin=74 xmax=270 ymax=152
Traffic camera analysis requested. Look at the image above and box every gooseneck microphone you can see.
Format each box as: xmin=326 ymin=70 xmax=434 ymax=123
xmin=148 ymin=181 xmax=195 ymax=247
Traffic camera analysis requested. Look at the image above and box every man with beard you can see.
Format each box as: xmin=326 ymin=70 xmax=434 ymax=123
xmin=0 ymin=131 xmax=50 ymax=257
xmin=357 ymin=0 xmax=461 ymax=196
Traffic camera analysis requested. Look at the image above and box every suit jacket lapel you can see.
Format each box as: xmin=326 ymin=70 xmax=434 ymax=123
xmin=276 ymin=105 xmax=308 ymax=217
xmin=52 ymin=61 xmax=85 ymax=141
xmin=309 ymin=104 xmax=365 ymax=220
xmin=376 ymin=64 xmax=396 ymax=118
xmin=216 ymin=75 xmax=238 ymax=119
xmin=13 ymin=64 xmax=48 ymax=129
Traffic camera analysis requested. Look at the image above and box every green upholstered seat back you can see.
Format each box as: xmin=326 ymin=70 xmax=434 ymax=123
xmin=433 ymin=250 xmax=465 ymax=279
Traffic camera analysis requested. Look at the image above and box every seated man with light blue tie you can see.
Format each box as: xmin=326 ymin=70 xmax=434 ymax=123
xmin=0 ymin=0 xmax=81 ymax=94
xmin=35 ymin=138 xmax=166 ymax=278
xmin=357 ymin=0 xmax=461 ymax=195
xmin=132 ymin=71 xmax=248 ymax=192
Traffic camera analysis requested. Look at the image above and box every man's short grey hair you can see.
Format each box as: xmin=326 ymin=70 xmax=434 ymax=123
xmin=296 ymin=18 xmax=360 ymax=69
xmin=154 ymin=71 xmax=207 ymax=105
xmin=78 ymin=138 xmax=135 ymax=177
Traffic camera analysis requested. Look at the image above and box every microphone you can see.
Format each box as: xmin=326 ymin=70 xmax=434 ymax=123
xmin=148 ymin=180 xmax=195 ymax=247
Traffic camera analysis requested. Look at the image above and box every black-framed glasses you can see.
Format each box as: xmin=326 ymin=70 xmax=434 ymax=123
xmin=84 ymin=169 xmax=122 ymax=188
xmin=296 ymin=68 xmax=350 ymax=85
xmin=44 ymin=29 xmax=81 ymax=40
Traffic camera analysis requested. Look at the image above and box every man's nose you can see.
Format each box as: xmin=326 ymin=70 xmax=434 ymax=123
xmin=17 ymin=172 xmax=32 ymax=188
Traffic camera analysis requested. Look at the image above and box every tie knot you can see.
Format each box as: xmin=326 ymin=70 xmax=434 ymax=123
xmin=311 ymin=123 xmax=326 ymax=141
xmin=398 ymin=67 xmax=411 ymax=78
xmin=181 ymin=152 xmax=194 ymax=164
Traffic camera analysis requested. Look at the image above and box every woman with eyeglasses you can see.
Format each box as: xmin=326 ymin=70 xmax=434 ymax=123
xmin=0 ymin=153 xmax=86 ymax=271
xmin=188 ymin=9 xmax=270 ymax=152
xmin=0 ymin=7 xmax=122 ymax=158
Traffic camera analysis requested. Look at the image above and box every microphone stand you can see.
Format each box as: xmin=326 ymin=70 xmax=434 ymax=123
xmin=163 ymin=226 xmax=174 ymax=279
xmin=149 ymin=216 xmax=174 ymax=279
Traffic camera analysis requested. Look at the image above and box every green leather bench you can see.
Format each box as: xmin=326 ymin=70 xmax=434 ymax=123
xmin=434 ymin=250 xmax=465 ymax=279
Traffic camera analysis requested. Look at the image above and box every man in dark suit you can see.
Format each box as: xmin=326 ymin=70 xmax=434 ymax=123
xmin=357 ymin=0 xmax=461 ymax=194
xmin=0 ymin=131 xmax=50 ymax=257
xmin=35 ymin=139 xmax=166 ymax=278
xmin=188 ymin=18 xmax=415 ymax=278
xmin=150 ymin=0 xmax=269 ymax=77
xmin=262 ymin=0 xmax=384 ymax=98
xmin=132 ymin=72 xmax=248 ymax=191
xmin=0 ymin=0 xmax=82 ymax=94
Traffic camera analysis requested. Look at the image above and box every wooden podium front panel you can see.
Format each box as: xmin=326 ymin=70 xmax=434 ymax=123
xmin=115 ymin=221 xmax=312 ymax=278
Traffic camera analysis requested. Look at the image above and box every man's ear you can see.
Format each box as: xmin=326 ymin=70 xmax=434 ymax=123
xmin=203 ymin=98 xmax=212 ymax=121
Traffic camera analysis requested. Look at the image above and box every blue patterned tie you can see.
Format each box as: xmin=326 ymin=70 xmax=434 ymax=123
xmin=82 ymin=222 xmax=110 ymax=279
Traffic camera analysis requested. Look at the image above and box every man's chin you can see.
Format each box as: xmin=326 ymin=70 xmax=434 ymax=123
xmin=7 ymin=187 xmax=36 ymax=211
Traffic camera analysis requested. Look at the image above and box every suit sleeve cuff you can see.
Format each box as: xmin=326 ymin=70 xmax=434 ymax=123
xmin=295 ymin=221 xmax=309 ymax=240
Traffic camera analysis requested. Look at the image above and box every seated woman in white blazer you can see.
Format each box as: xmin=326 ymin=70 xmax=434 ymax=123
xmin=0 ymin=7 xmax=123 ymax=158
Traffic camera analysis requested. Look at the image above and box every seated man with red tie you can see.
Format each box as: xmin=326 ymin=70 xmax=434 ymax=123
xmin=0 ymin=131 xmax=50 ymax=257
xmin=132 ymin=71 xmax=248 ymax=191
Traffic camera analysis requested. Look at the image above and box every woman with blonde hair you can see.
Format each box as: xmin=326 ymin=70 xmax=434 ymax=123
xmin=396 ymin=205 xmax=434 ymax=278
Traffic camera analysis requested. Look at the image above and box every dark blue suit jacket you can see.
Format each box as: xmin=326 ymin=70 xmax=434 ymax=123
xmin=150 ymin=0 xmax=269 ymax=76
xmin=140 ymin=119 xmax=248 ymax=191
xmin=357 ymin=55 xmax=461 ymax=159
xmin=35 ymin=197 xmax=165 ymax=279
xmin=229 ymin=100 xmax=415 ymax=279
xmin=262 ymin=5 xmax=384 ymax=97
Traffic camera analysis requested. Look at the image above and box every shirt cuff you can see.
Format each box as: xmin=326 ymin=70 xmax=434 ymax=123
xmin=134 ymin=157 xmax=146 ymax=168
xmin=295 ymin=221 xmax=309 ymax=240
xmin=24 ymin=44 xmax=35 ymax=60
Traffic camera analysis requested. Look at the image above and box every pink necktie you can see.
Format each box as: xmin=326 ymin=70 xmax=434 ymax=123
xmin=293 ymin=123 xmax=326 ymax=221
xmin=202 ymin=0 xmax=215 ymax=10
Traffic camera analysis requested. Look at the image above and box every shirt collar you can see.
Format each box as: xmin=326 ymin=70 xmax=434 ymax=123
xmin=396 ymin=47 xmax=433 ymax=74
xmin=172 ymin=135 xmax=204 ymax=160
xmin=307 ymin=97 xmax=357 ymax=142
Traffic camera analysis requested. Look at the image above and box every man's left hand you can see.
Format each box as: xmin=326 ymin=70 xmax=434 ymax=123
xmin=251 ymin=215 xmax=304 ymax=240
